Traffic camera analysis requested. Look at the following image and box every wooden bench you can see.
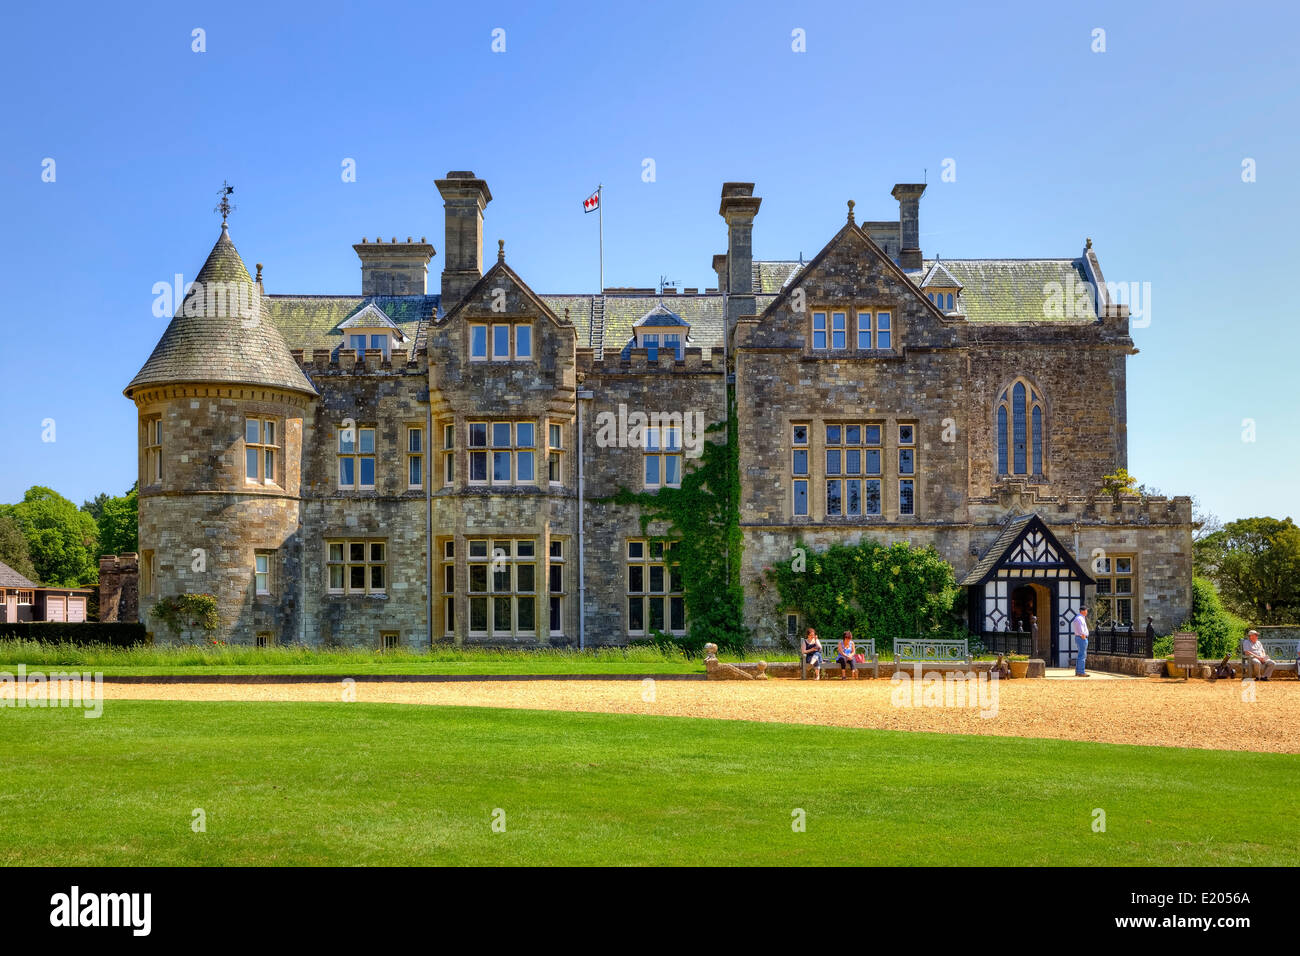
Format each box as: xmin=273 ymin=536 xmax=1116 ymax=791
xmin=802 ymin=638 xmax=879 ymax=678
xmin=894 ymin=638 xmax=973 ymax=668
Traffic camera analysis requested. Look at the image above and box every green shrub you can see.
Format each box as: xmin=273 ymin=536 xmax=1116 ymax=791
xmin=148 ymin=594 xmax=219 ymax=637
xmin=763 ymin=540 xmax=961 ymax=653
xmin=0 ymin=622 xmax=148 ymax=647
xmin=1179 ymin=576 xmax=1251 ymax=659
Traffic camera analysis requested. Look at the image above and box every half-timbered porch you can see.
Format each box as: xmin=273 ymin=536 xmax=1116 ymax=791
xmin=962 ymin=514 xmax=1095 ymax=667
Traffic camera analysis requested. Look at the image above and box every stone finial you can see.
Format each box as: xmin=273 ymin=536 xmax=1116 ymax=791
xmin=1086 ymin=237 xmax=1093 ymax=249
xmin=498 ymin=239 xmax=505 ymax=262
xmin=847 ymin=199 xmax=856 ymax=224
xmin=254 ymin=263 xmax=263 ymax=282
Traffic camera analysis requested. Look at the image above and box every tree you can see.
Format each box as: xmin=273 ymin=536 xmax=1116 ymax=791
xmin=81 ymin=493 xmax=111 ymax=522
xmin=96 ymin=486 xmax=138 ymax=557
xmin=1197 ymin=517 xmax=1300 ymax=623
xmin=1191 ymin=496 xmax=1224 ymax=576
xmin=0 ymin=514 xmax=39 ymax=582
xmin=1100 ymin=468 xmax=1140 ymax=497
xmin=1 ymin=487 xmax=99 ymax=587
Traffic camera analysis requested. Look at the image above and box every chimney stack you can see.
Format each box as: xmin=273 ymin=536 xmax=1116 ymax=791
xmin=435 ymin=171 xmax=493 ymax=312
xmin=711 ymin=253 xmax=728 ymax=293
xmin=891 ymin=183 xmax=926 ymax=271
xmin=353 ymin=237 xmax=436 ymax=296
xmin=719 ymin=182 xmax=761 ymax=330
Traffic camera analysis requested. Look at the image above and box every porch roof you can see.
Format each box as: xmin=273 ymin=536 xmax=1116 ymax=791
xmin=961 ymin=513 xmax=1095 ymax=587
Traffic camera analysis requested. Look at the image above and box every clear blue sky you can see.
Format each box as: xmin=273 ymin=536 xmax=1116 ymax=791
xmin=2 ymin=0 xmax=1296 ymax=523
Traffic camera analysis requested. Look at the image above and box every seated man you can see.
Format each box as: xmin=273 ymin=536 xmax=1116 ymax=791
xmin=1240 ymin=630 xmax=1276 ymax=680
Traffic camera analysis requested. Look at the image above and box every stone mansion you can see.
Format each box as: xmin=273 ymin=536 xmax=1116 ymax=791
xmin=125 ymin=172 xmax=1193 ymax=665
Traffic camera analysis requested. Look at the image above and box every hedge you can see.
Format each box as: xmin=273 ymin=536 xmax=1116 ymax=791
xmin=0 ymin=622 xmax=150 ymax=647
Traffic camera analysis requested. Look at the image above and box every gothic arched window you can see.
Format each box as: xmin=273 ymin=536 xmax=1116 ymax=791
xmin=997 ymin=379 xmax=1045 ymax=477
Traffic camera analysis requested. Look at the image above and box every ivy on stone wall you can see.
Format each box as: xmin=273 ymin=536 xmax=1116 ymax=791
xmin=148 ymin=593 xmax=220 ymax=637
xmin=761 ymin=540 xmax=962 ymax=652
xmin=611 ymin=393 xmax=747 ymax=653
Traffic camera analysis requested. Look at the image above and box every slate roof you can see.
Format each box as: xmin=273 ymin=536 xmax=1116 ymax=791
xmin=960 ymin=514 xmax=1035 ymax=586
xmin=633 ymin=303 xmax=690 ymax=328
xmin=753 ymin=261 xmax=802 ymax=293
xmin=336 ymin=302 xmax=411 ymax=340
xmin=534 ymin=293 xmax=744 ymax=357
xmin=125 ymin=226 xmax=317 ymax=397
xmin=916 ymin=259 xmax=1097 ymax=323
xmin=919 ymin=261 xmax=963 ymax=290
xmin=264 ymin=295 xmax=437 ymax=353
xmin=0 ymin=559 xmax=38 ymax=590
xmin=959 ymin=513 xmax=1095 ymax=587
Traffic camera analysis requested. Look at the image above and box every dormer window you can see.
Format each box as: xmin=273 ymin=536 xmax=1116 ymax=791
xmin=919 ymin=262 xmax=963 ymax=314
xmin=336 ymin=303 xmax=407 ymax=360
xmin=927 ymin=291 xmax=956 ymax=312
xmin=630 ymin=303 xmax=690 ymax=359
xmin=350 ymin=333 xmax=391 ymax=358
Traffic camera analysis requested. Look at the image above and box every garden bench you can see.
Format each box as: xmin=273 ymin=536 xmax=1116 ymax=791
xmin=802 ymin=638 xmax=879 ymax=678
xmin=893 ymin=638 xmax=973 ymax=669
xmin=1240 ymin=638 xmax=1299 ymax=678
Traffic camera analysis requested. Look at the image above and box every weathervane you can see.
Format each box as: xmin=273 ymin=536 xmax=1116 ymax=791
xmin=214 ymin=181 xmax=235 ymax=223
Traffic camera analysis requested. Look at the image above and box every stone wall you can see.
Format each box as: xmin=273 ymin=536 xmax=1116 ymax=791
xmin=133 ymin=384 xmax=310 ymax=643
xmin=579 ymin=352 xmax=727 ymax=645
xmin=298 ymin=352 xmax=432 ymax=648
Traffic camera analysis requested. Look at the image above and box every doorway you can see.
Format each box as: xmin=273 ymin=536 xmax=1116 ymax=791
xmin=1010 ymin=583 xmax=1052 ymax=660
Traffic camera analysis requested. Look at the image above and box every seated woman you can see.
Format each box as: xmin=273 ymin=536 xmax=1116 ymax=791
xmin=802 ymin=627 xmax=823 ymax=681
xmin=835 ymin=631 xmax=858 ymax=680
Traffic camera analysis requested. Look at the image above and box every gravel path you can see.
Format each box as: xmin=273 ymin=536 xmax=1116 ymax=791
xmin=96 ymin=676 xmax=1300 ymax=754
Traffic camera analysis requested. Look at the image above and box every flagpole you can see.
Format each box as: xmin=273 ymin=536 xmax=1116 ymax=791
xmin=597 ymin=183 xmax=604 ymax=295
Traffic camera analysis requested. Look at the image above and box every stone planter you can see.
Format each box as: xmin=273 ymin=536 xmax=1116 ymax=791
xmin=1009 ymin=660 xmax=1029 ymax=679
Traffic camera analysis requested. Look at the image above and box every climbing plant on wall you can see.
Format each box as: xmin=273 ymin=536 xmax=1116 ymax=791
xmin=611 ymin=393 xmax=747 ymax=653
xmin=148 ymin=593 xmax=220 ymax=638
xmin=762 ymin=540 xmax=962 ymax=652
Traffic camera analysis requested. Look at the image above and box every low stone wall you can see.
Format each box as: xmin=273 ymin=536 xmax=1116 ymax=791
xmin=702 ymin=645 xmax=1046 ymax=680
xmin=1083 ymin=654 xmax=1160 ymax=677
xmin=1160 ymin=657 xmax=1298 ymax=680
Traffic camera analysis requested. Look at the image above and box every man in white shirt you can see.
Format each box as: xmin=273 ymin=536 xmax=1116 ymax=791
xmin=1240 ymin=630 xmax=1276 ymax=680
xmin=1072 ymin=607 xmax=1090 ymax=677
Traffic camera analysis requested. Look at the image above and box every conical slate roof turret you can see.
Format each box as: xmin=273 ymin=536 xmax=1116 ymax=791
xmin=124 ymin=224 xmax=316 ymax=398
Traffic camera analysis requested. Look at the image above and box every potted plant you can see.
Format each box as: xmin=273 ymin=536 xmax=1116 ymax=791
xmin=1008 ymin=654 xmax=1030 ymax=679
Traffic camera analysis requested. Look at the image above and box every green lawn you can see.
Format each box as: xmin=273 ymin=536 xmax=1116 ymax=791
xmin=0 ymin=639 xmax=1009 ymax=677
xmin=0 ymin=701 xmax=1294 ymax=865
xmin=0 ymin=640 xmax=740 ymax=676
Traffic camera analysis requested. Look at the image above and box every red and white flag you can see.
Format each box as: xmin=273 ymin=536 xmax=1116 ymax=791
xmin=583 ymin=188 xmax=600 ymax=213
